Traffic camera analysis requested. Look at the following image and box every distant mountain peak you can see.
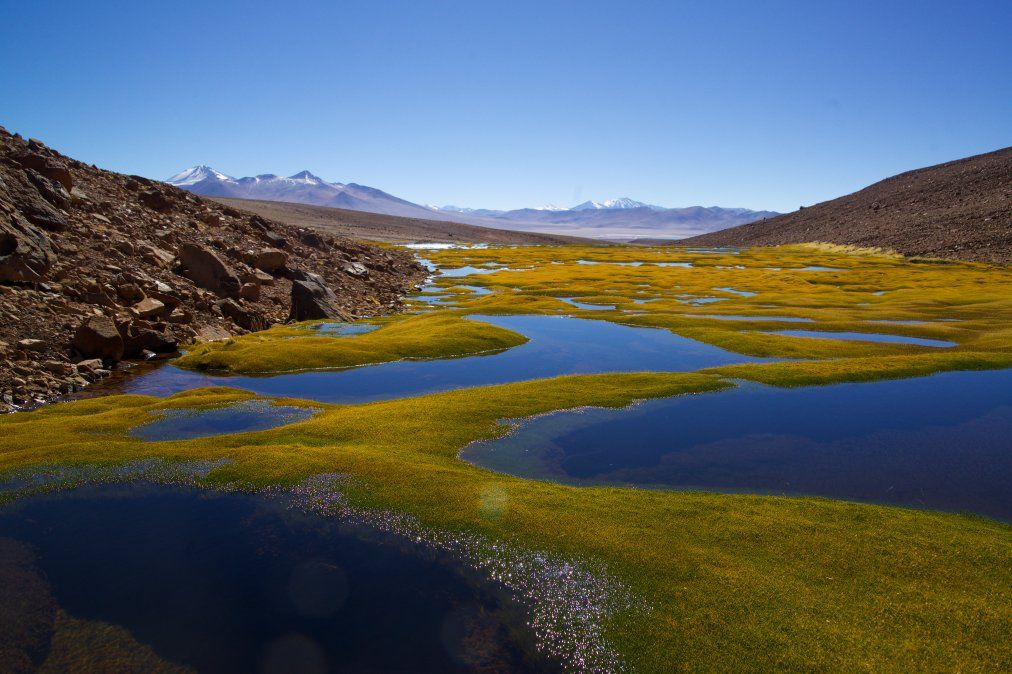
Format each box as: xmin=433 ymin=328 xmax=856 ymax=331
xmin=288 ymin=170 xmax=328 ymax=184
xmin=165 ymin=164 xmax=777 ymax=239
xmin=571 ymin=198 xmax=657 ymax=211
xmin=164 ymin=165 xmax=233 ymax=186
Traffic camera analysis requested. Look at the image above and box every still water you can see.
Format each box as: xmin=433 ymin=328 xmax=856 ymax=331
xmin=0 ymin=483 xmax=556 ymax=673
xmin=118 ymin=315 xmax=766 ymax=404
xmin=462 ymin=369 xmax=1012 ymax=519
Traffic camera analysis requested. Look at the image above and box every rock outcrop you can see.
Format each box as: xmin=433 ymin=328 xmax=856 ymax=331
xmin=72 ymin=316 xmax=124 ymax=361
xmin=178 ymin=243 xmax=241 ymax=298
xmin=290 ymin=273 xmax=352 ymax=322
xmin=0 ymin=127 xmax=426 ymax=411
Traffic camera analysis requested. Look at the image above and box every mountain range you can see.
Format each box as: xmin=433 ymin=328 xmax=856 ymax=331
xmin=165 ymin=166 xmax=778 ymax=239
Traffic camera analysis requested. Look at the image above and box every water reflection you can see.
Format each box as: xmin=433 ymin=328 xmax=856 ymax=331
xmin=0 ymin=484 xmax=555 ymax=672
xmin=119 ymin=315 xmax=767 ymax=404
xmin=462 ymin=370 xmax=1012 ymax=519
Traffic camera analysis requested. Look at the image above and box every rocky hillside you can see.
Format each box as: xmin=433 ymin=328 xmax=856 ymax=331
xmin=0 ymin=127 xmax=426 ymax=412
xmin=682 ymin=147 xmax=1011 ymax=264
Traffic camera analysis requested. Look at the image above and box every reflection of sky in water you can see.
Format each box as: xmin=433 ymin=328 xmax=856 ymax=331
xmin=768 ymin=329 xmax=955 ymax=348
xmin=463 ymin=370 xmax=1012 ymax=520
xmin=0 ymin=483 xmax=552 ymax=672
xmin=122 ymin=315 xmax=768 ymax=404
xmin=131 ymin=400 xmax=317 ymax=441
xmin=557 ymin=298 xmax=615 ymax=311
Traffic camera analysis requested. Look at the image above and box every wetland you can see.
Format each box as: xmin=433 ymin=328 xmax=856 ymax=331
xmin=2 ymin=242 xmax=1010 ymax=673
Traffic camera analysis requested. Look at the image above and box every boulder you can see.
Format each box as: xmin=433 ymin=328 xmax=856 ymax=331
xmin=131 ymin=297 xmax=166 ymax=319
xmin=195 ymin=323 xmax=231 ymax=342
xmin=117 ymin=283 xmax=145 ymax=302
xmin=239 ymin=282 xmax=260 ymax=301
xmin=122 ymin=325 xmax=177 ymax=357
xmin=298 ymin=229 xmax=327 ymax=248
xmin=218 ymin=298 xmax=266 ymax=331
xmin=75 ymin=358 xmax=104 ymax=373
xmin=342 ymin=261 xmax=368 ymax=277
xmin=17 ymin=152 xmax=73 ymax=190
xmin=0 ymin=213 xmax=56 ymax=283
xmin=24 ymin=169 xmax=71 ymax=210
xmin=72 ymin=315 xmax=124 ymax=360
xmin=166 ymin=306 xmax=193 ymax=324
xmin=17 ymin=338 xmax=46 ymax=352
xmin=252 ymin=248 xmax=287 ymax=273
xmin=289 ymin=273 xmax=351 ymax=322
xmin=139 ymin=241 xmax=176 ymax=268
xmin=178 ymin=243 xmax=241 ymax=298
xmin=43 ymin=360 xmax=76 ymax=376
xmin=9 ymin=170 xmax=67 ymax=231
xmin=138 ymin=188 xmax=172 ymax=212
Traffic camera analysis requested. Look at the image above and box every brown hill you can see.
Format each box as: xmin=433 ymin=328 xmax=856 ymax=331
xmin=0 ymin=127 xmax=426 ymax=411
xmin=212 ymin=197 xmax=592 ymax=245
xmin=682 ymin=147 xmax=1011 ymax=264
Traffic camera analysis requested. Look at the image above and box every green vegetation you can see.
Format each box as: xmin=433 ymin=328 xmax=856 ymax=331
xmin=175 ymin=311 xmax=527 ymax=374
xmin=1 ymin=375 xmax=1009 ymax=672
xmin=3 ymin=243 xmax=1012 ymax=671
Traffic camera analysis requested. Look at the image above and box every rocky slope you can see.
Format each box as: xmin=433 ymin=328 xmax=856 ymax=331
xmin=682 ymin=147 xmax=1011 ymax=264
xmin=0 ymin=127 xmax=426 ymax=412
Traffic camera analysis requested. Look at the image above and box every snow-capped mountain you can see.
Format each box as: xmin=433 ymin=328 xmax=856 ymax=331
xmin=571 ymin=198 xmax=662 ymax=211
xmin=165 ymin=165 xmax=777 ymax=239
xmin=165 ymin=165 xmax=233 ymax=187
xmin=165 ymin=166 xmax=441 ymax=220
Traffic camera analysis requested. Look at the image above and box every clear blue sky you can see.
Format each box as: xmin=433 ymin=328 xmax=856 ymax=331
xmin=1 ymin=1 xmax=1008 ymax=212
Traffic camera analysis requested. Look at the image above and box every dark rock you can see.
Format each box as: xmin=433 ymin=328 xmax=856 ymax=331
xmin=72 ymin=315 xmax=124 ymax=360
xmin=138 ymin=188 xmax=172 ymax=212
xmin=298 ymin=229 xmax=327 ymax=248
xmin=289 ymin=273 xmax=351 ymax=322
xmin=24 ymin=169 xmax=72 ymax=210
xmin=178 ymin=243 xmax=241 ymax=298
xmin=217 ymin=298 xmax=267 ymax=331
xmin=0 ymin=212 xmax=56 ymax=283
xmin=251 ymin=247 xmax=288 ymax=273
xmin=117 ymin=283 xmax=145 ymax=302
xmin=123 ymin=324 xmax=177 ymax=357
xmin=240 ymin=282 xmax=260 ymax=301
xmin=75 ymin=358 xmax=104 ymax=373
xmin=17 ymin=152 xmax=74 ymax=190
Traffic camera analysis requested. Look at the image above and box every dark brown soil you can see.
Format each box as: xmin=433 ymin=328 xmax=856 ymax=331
xmin=0 ymin=128 xmax=427 ymax=411
xmin=213 ymin=197 xmax=594 ymax=245
xmin=682 ymin=147 xmax=1011 ymax=264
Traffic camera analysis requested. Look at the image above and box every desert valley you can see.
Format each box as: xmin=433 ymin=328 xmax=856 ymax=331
xmin=1 ymin=3 xmax=1009 ymax=673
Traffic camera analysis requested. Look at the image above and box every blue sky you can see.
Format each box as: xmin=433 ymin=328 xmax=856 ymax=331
xmin=1 ymin=1 xmax=1008 ymax=212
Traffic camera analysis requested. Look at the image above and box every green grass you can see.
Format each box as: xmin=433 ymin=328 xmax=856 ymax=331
xmin=1 ymin=373 xmax=1009 ymax=672
xmin=175 ymin=311 xmax=527 ymax=374
xmin=4 ymin=243 xmax=1012 ymax=671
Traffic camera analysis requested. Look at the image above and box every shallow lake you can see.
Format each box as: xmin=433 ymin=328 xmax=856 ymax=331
xmin=131 ymin=400 xmax=317 ymax=441
xmin=462 ymin=369 xmax=1012 ymax=519
xmin=0 ymin=483 xmax=556 ymax=673
xmin=117 ymin=315 xmax=766 ymax=404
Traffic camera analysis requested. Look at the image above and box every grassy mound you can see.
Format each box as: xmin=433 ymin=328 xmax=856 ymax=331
xmin=175 ymin=312 xmax=528 ymax=374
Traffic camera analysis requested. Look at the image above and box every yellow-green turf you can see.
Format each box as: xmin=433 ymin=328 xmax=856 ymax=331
xmin=178 ymin=243 xmax=1012 ymax=381
xmin=1 ymin=374 xmax=1009 ymax=672
xmin=174 ymin=311 xmax=527 ymax=374
xmin=3 ymin=243 xmax=1011 ymax=671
